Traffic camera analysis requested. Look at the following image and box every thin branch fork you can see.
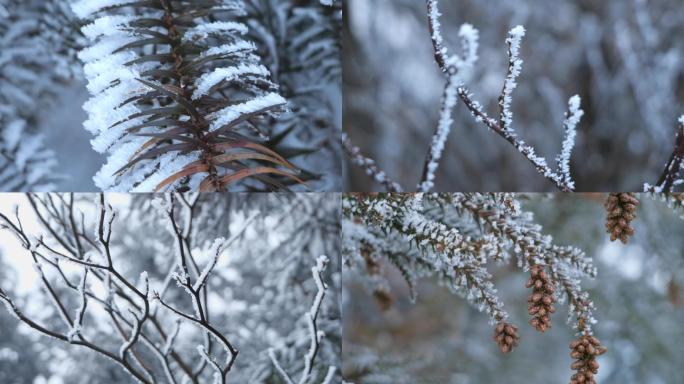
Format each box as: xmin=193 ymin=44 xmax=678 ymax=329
xmin=422 ymin=0 xmax=581 ymax=192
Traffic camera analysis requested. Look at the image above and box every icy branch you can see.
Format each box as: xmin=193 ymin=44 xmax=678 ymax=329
xmin=424 ymin=9 xmax=582 ymax=191
xmin=418 ymin=73 xmax=460 ymax=192
xmin=119 ymin=309 xmax=142 ymax=359
xmin=647 ymin=116 xmax=684 ymax=192
xmin=162 ymin=320 xmax=181 ymax=356
xmin=197 ymin=345 xmax=222 ymax=384
xmin=269 ymin=255 xmax=335 ymax=384
xmin=268 ymin=348 xmax=295 ymax=384
xmin=342 ymin=133 xmax=403 ymax=192
xmin=499 ymin=26 xmax=526 ymax=132
xmin=557 ymin=96 xmax=584 ymax=190
xmin=68 ymin=267 xmax=89 ymax=343
xmin=192 ymin=237 xmax=226 ymax=291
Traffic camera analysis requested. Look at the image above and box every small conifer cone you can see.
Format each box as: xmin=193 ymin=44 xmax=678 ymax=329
xmin=526 ymin=265 xmax=556 ymax=332
xmin=604 ymin=193 xmax=639 ymax=244
xmin=493 ymin=322 xmax=520 ymax=353
xmin=372 ymin=288 xmax=394 ymax=311
xmin=569 ymin=334 xmax=607 ymax=384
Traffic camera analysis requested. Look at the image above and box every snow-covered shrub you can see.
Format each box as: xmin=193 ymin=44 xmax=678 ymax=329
xmin=0 ymin=193 xmax=340 ymax=383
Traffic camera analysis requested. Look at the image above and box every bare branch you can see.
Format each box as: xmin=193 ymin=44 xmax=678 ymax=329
xmin=647 ymin=117 xmax=684 ymax=192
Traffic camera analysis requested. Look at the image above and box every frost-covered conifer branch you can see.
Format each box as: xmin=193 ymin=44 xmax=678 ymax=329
xmin=70 ymin=0 xmax=302 ymax=192
xmin=646 ymin=116 xmax=684 ymax=193
xmin=342 ymin=193 xmax=601 ymax=364
xmin=343 ymin=193 xmax=510 ymax=323
xmin=242 ymin=0 xmax=342 ymax=190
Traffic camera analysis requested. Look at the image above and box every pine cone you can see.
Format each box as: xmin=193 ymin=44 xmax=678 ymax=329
xmin=604 ymin=193 xmax=639 ymax=244
xmin=526 ymin=265 xmax=556 ymax=332
xmin=373 ymin=288 xmax=394 ymax=311
xmin=569 ymin=334 xmax=607 ymax=384
xmin=493 ymin=322 xmax=520 ymax=353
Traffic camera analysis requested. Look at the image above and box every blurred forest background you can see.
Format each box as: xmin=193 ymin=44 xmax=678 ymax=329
xmin=343 ymin=194 xmax=684 ymax=383
xmin=343 ymin=0 xmax=684 ymax=191
xmin=0 ymin=193 xmax=341 ymax=383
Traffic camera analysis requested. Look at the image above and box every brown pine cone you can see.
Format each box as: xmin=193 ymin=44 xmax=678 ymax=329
xmin=569 ymin=334 xmax=607 ymax=384
xmin=372 ymin=288 xmax=394 ymax=311
xmin=604 ymin=193 xmax=639 ymax=244
xmin=493 ymin=322 xmax=520 ymax=353
xmin=526 ymin=265 xmax=556 ymax=332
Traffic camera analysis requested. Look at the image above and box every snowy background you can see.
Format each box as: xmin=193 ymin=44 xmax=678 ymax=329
xmin=0 ymin=193 xmax=341 ymax=383
xmin=343 ymin=0 xmax=684 ymax=192
xmin=342 ymin=194 xmax=684 ymax=383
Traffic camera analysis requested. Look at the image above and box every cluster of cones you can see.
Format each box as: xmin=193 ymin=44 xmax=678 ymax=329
xmin=493 ymin=322 xmax=520 ymax=353
xmin=569 ymin=334 xmax=607 ymax=384
xmin=604 ymin=193 xmax=639 ymax=244
xmin=526 ymin=265 xmax=556 ymax=332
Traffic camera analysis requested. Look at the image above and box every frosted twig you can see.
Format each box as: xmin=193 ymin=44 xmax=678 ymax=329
xmin=499 ymin=26 xmax=526 ymax=132
xmin=268 ymin=348 xmax=295 ymax=384
xmin=193 ymin=212 xmax=258 ymax=292
xmin=269 ymin=255 xmax=334 ymax=384
xmin=647 ymin=116 xmax=684 ymax=192
xmin=163 ymin=320 xmax=181 ymax=356
xmin=322 ymin=367 xmax=337 ymax=384
xmin=342 ymin=133 xmax=403 ymax=192
xmin=424 ymin=4 xmax=583 ymax=192
xmin=557 ymin=96 xmax=584 ymax=190
xmin=300 ymin=255 xmax=329 ymax=384
xmin=426 ymin=0 xmax=449 ymax=72
xmin=120 ymin=309 xmax=142 ymax=359
xmin=197 ymin=345 xmax=222 ymax=384
xmin=192 ymin=238 xmax=225 ymax=291
xmin=418 ymin=73 xmax=460 ymax=192
xmin=419 ymin=1 xmax=479 ymax=192
xmin=68 ymin=266 xmax=89 ymax=343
